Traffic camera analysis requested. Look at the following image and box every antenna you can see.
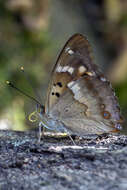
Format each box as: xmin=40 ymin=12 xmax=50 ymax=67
xmin=20 ymin=66 xmax=42 ymax=104
xmin=6 ymin=81 xmax=42 ymax=106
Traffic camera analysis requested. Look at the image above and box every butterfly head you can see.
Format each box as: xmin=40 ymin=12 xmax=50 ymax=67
xmin=36 ymin=104 xmax=45 ymax=116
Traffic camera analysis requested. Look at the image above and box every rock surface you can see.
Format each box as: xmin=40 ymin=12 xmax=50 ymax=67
xmin=0 ymin=130 xmax=127 ymax=190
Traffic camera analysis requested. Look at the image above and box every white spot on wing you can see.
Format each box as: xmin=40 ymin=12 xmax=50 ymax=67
xmin=68 ymin=49 xmax=74 ymax=55
xmin=67 ymin=81 xmax=75 ymax=88
xmin=65 ymin=47 xmax=74 ymax=55
xmin=68 ymin=81 xmax=84 ymax=101
xmin=100 ymin=76 xmax=107 ymax=82
xmin=65 ymin=47 xmax=70 ymax=52
xmin=78 ymin=66 xmax=87 ymax=74
xmin=86 ymin=72 xmax=94 ymax=76
xmin=56 ymin=65 xmax=62 ymax=72
xmin=68 ymin=67 xmax=74 ymax=74
xmin=68 ymin=81 xmax=81 ymax=97
xmin=62 ymin=66 xmax=69 ymax=72
xmin=56 ymin=65 xmax=74 ymax=74
xmin=71 ymin=83 xmax=80 ymax=94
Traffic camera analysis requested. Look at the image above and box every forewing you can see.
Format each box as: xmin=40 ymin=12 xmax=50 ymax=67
xmin=45 ymin=34 xmax=96 ymax=112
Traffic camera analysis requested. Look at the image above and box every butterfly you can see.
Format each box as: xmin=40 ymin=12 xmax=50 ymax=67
xmin=34 ymin=33 xmax=123 ymax=137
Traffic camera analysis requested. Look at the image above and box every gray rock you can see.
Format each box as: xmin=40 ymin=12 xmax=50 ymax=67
xmin=0 ymin=130 xmax=127 ymax=190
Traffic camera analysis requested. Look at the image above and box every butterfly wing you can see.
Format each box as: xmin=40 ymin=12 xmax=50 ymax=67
xmin=45 ymin=34 xmax=95 ymax=111
xmin=45 ymin=34 xmax=123 ymax=134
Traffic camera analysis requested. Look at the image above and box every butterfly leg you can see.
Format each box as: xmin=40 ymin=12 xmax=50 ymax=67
xmin=38 ymin=122 xmax=45 ymax=143
xmin=68 ymin=134 xmax=76 ymax=146
xmin=64 ymin=129 xmax=76 ymax=145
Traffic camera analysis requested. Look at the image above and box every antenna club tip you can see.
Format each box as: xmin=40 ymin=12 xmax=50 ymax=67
xmin=20 ymin=66 xmax=24 ymax=71
xmin=6 ymin=80 xmax=10 ymax=85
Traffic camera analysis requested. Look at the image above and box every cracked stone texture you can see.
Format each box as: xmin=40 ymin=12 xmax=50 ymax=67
xmin=0 ymin=130 xmax=127 ymax=190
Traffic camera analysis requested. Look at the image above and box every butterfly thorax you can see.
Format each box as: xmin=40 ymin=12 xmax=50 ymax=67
xmin=37 ymin=105 xmax=66 ymax=132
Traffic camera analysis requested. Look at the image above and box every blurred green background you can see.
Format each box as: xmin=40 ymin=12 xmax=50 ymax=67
xmin=0 ymin=0 xmax=127 ymax=133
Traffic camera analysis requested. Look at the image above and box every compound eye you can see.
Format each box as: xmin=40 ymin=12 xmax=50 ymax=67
xmin=36 ymin=104 xmax=45 ymax=114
